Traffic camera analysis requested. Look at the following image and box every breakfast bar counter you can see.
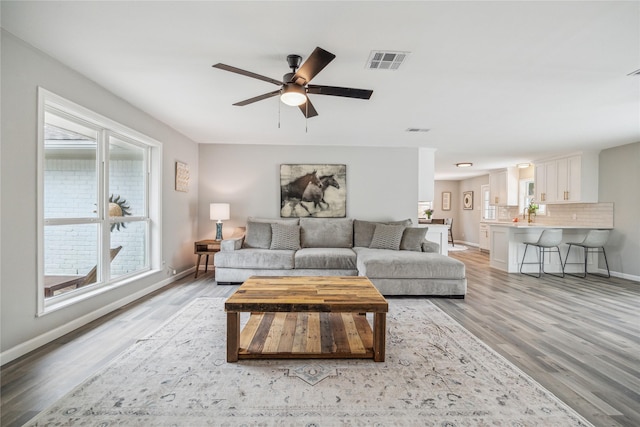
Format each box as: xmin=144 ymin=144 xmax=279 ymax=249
xmin=488 ymin=223 xmax=613 ymax=274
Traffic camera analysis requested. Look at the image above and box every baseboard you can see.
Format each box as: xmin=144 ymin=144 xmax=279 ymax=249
xmin=606 ymin=269 xmax=640 ymax=283
xmin=0 ymin=267 xmax=195 ymax=366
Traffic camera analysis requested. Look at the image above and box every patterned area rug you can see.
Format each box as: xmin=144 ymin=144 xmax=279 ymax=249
xmin=27 ymin=297 xmax=592 ymax=426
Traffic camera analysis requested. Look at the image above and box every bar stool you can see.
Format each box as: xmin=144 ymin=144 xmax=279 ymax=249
xmin=520 ymin=229 xmax=564 ymax=278
xmin=445 ymin=218 xmax=454 ymax=246
xmin=563 ymin=230 xmax=611 ymax=278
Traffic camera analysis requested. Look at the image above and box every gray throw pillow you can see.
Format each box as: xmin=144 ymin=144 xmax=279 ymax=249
xmin=242 ymin=221 xmax=272 ymax=249
xmin=270 ymin=223 xmax=301 ymax=250
xmin=400 ymin=227 xmax=427 ymax=251
xmin=369 ymin=224 xmax=406 ymax=250
xmin=354 ymin=219 xmax=413 ymax=247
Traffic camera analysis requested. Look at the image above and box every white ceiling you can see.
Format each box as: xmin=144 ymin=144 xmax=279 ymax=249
xmin=2 ymin=1 xmax=639 ymax=179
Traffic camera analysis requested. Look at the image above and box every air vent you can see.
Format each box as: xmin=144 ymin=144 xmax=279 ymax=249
xmin=367 ymin=51 xmax=409 ymax=70
xmin=406 ymin=128 xmax=430 ymax=133
xmin=627 ymin=68 xmax=640 ymax=76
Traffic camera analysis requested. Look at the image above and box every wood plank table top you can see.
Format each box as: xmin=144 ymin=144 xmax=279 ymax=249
xmin=224 ymin=276 xmax=388 ymax=313
xmin=225 ymin=276 xmax=388 ymax=362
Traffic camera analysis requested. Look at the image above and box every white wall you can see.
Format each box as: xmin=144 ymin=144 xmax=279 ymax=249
xmin=599 ymin=142 xmax=640 ymax=279
xmin=433 ymin=179 xmax=486 ymax=244
xmin=0 ymin=31 xmax=200 ymax=359
xmin=198 ymin=144 xmax=421 ymax=238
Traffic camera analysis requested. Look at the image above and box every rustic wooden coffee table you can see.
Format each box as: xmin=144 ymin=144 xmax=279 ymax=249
xmin=225 ymin=276 xmax=388 ymax=363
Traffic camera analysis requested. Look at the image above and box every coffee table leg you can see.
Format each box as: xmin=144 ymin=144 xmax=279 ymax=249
xmin=227 ymin=311 xmax=240 ymax=362
xmin=373 ymin=312 xmax=386 ymax=362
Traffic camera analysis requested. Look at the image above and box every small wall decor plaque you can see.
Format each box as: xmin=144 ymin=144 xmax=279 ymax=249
xmin=442 ymin=191 xmax=451 ymax=211
xmin=463 ymin=191 xmax=474 ymax=210
xmin=175 ymin=161 xmax=189 ymax=192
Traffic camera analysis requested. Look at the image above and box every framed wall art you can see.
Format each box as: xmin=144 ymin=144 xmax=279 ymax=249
xmin=463 ymin=191 xmax=474 ymax=210
xmin=280 ymin=164 xmax=346 ymax=218
xmin=175 ymin=161 xmax=189 ymax=192
xmin=442 ymin=191 xmax=451 ymax=211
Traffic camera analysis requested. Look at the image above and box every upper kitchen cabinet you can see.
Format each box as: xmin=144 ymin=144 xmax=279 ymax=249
xmin=534 ymin=152 xmax=599 ymax=204
xmin=489 ymin=167 xmax=519 ymax=206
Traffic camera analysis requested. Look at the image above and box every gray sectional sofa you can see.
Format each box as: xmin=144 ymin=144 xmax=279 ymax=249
xmin=214 ymin=217 xmax=466 ymax=297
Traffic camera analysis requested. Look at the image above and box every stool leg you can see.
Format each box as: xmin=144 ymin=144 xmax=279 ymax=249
xmin=563 ymin=244 xmax=572 ymax=273
xmin=601 ymin=247 xmax=611 ymax=278
xmin=541 ymin=246 xmax=564 ymax=278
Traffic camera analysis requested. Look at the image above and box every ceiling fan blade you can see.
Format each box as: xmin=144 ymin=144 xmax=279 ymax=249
xmin=233 ymin=90 xmax=281 ymax=106
xmin=213 ymin=63 xmax=282 ymax=86
xmin=291 ymin=47 xmax=336 ymax=85
xmin=298 ymin=98 xmax=319 ymax=118
xmin=307 ymin=85 xmax=373 ymax=99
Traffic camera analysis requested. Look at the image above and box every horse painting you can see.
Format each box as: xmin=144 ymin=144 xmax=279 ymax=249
xmin=280 ymin=164 xmax=346 ymax=218
xmin=302 ymin=174 xmax=340 ymax=210
xmin=280 ymin=171 xmax=322 ymax=216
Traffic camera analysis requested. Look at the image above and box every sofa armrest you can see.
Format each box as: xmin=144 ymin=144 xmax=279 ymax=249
xmin=421 ymin=240 xmax=440 ymax=253
xmin=221 ymin=227 xmax=246 ymax=252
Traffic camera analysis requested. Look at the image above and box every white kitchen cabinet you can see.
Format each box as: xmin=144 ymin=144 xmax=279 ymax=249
xmin=489 ymin=167 xmax=518 ymax=206
xmin=534 ymin=152 xmax=599 ymax=204
xmin=479 ymin=223 xmax=490 ymax=252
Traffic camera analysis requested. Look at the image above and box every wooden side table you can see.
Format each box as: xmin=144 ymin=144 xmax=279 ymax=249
xmin=194 ymin=239 xmax=221 ymax=278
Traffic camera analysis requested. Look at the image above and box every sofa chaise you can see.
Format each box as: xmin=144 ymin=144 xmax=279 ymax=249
xmin=214 ymin=217 xmax=466 ymax=298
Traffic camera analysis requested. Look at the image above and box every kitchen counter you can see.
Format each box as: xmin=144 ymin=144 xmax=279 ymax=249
xmin=488 ymin=222 xmax=613 ymax=229
xmin=487 ymin=224 xmax=611 ymax=273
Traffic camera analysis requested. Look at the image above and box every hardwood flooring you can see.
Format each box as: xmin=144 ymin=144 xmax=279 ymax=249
xmin=1 ymin=249 xmax=638 ymax=426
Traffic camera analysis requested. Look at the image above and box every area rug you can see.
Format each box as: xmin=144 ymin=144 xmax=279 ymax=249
xmin=26 ymin=297 xmax=593 ymax=426
xmin=448 ymin=244 xmax=468 ymax=252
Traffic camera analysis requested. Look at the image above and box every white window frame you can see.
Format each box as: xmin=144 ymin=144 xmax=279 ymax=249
xmin=37 ymin=88 xmax=163 ymax=315
xmin=481 ymin=184 xmax=496 ymax=221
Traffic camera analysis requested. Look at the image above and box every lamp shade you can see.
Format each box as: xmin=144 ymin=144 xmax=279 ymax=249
xmin=209 ymin=203 xmax=230 ymax=221
xmin=280 ymin=84 xmax=307 ymax=106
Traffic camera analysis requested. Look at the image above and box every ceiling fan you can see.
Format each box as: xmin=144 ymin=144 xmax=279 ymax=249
xmin=212 ymin=47 xmax=373 ymax=118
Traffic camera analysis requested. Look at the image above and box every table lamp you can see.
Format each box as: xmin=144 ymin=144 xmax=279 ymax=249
xmin=210 ymin=203 xmax=230 ymax=241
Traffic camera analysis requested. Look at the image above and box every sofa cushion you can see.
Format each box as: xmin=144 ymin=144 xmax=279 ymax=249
xmin=400 ymin=227 xmax=428 ymax=252
xmin=294 ymin=248 xmax=357 ymax=270
xmin=353 ymin=219 xmax=413 ymax=248
xmin=270 ymin=223 xmax=301 ymax=250
xmin=369 ymin=224 xmax=406 ymax=250
xmin=300 ymin=218 xmax=353 ymax=248
xmin=215 ymin=248 xmax=295 ymax=269
xmin=242 ymin=221 xmax=272 ymax=249
xmin=354 ymin=247 xmax=466 ymax=279
xmin=248 ymin=217 xmax=299 ymax=225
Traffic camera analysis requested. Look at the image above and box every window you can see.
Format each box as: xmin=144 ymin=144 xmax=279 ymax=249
xmin=38 ymin=89 xmax=162 ymax=314
xmin=519 ymin=179 xmax=545 ymax=216
xmin=481 ymin=184 xmax=496 ymax=220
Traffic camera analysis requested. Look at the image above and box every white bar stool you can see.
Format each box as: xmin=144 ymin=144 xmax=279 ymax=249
xmin=563 ymin=229 xmax=611 ymax=278
xmin=520 ymin=229 xmax=565 ymax=278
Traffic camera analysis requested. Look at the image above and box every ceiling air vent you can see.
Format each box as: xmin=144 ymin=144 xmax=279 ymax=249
xmin=406 ymin=128 xmax=430 ymax=133
xmin=367 ymin=51 xmax=409 ymax=70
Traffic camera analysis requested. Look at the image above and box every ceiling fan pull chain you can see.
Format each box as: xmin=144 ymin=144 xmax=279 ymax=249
xmin=278 ymin=97 xmax=281 ymax=129
xmin=305 ymin=100 xmax=308 ymax=133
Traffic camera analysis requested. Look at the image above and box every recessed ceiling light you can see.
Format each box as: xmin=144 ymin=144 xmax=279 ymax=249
xmin=517 ymin=163 xmax=531 ymax=168
xmin=456 ymin=162 xmax=473 ymax=168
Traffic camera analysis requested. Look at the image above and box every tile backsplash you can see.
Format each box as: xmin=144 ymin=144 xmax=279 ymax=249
xmin=500 ymin=203 xmax=614 ymax=228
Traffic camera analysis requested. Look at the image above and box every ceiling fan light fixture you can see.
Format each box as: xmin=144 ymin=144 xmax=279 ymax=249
xmin=280 ymin=84 xmax=307 ymax=106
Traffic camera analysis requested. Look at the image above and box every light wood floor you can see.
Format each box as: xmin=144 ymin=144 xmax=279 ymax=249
xmin=1 ymin=249 xmax=638 ymax=426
